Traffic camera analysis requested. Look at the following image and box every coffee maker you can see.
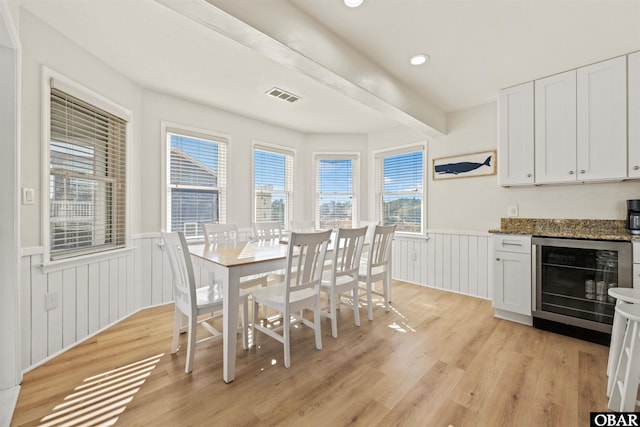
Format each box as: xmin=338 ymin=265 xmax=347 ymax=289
xmin=627 ymin=200 xmax=640 ymax=235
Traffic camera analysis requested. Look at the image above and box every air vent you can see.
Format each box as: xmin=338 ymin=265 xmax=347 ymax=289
xmin=266 ymin=87 xmax=300 ymax=103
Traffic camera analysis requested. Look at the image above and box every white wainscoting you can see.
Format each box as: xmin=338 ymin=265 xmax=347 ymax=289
xmin=19 ymin=234 xmax=175 ymax=371
xmin=20 ymin=230 xmax=492 ymax=371
xmin=392 ymin=230 xmax=492 ymax=300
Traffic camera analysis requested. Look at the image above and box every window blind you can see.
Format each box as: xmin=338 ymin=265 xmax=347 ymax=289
xmin=168 ymin=132 xmax=227 ymax=237
xmin=375 ymin=147 xmax=424 ymax=234
xmin=254 ymin=145 xmax=294 ymax=227
xmin=315 ymin=156 xmax=356 ymax=230
xmin=50 ymin=88 xmax=127 ymax=260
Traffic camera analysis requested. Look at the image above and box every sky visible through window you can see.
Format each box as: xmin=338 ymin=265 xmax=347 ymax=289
xmin=384 ymin=151 xmax=423 ymax=193
xmin=255 ymin=150 xmax=285 ymax=191
xmin=170 ymin=134 xmax=219 ymax=173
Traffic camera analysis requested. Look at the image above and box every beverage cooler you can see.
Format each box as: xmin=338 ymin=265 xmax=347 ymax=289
xmin=532 ymin=237 xmax=632 ymax=342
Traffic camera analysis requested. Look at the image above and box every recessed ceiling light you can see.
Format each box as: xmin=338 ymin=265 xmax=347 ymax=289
xmin=410 ymin=54 xmax=430 ymax=66
xmin=344 ymin=0 xmax=363 ymax=8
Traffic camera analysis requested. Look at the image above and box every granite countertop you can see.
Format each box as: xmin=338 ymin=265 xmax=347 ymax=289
xmin=489 ymin=218 xmax=639 ymax=241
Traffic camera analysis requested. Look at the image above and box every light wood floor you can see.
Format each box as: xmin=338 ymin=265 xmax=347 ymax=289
xmin=12 ymin=282 xmax=610 ymax=427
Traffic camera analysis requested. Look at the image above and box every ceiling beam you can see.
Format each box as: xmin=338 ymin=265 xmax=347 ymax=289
xmin=156 ymin=0 xmax=446 ymax=137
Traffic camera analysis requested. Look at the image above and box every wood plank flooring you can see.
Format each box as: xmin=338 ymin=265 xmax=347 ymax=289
xmin=11 ymin=282 xmax=610 ymax=426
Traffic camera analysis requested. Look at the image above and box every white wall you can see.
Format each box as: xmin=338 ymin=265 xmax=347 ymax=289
xmin=20 ymin=9 xmax=143 ymax=247
xmin=371 ymin=102 xmax=640 ymax=232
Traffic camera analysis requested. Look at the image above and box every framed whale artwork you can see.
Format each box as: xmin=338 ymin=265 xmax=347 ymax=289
xmin=432 ymin=150 xmax=497 ymax=180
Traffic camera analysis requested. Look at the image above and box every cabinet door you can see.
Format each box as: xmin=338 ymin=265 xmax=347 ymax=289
xmin=535 ymin=70 xmax=577 ymax=184
xmin=493 ymin=251 xmax=532 ymax=316
xmin=629 ymin=52 xmax=640 ymax=178
xmin=577 ymin=56 xmax=627 ymax=181
xmin=498 ymin=82 xmax=534 ymax=186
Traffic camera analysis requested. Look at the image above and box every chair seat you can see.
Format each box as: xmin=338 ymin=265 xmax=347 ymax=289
xmin=609 ymin=287 xmax=640 ymax=304
xmin=252 ymin=282 xmax=315 ymax=306
xmin=321 ymin=274 xmax=356 ymax=289
xmin=358 ymin=263 xmax=386 ymax=278
xmin=196 ymin=285 xmax=250 ymax=308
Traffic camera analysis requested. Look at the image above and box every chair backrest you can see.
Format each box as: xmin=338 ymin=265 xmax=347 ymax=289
xmin=202 ymin=223 xmax=239 ymax=244
xmin=359 ymin=220 xmax=380 ymax=244
xmin=161 ymin=231 xmax=196 ymax=315
xmin=253 ymin=221 xmax=284 ymax=240
xmin=367 ymin=224 xmax=396 ymax=269
xmin=284 ymin=230 xmax=332 ymax=303
xmin=289 ymin=220 xmax=315 ymax=233
xmin=331 ymin=226 xmax=367 ymax=280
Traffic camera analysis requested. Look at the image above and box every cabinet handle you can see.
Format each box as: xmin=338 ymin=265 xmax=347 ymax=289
xmin=580 ymin=170 xmax=586 ymax=174
xmin=501 ymin=241 xmax=523 ymax=247
xmin=527 ymin=173 xmax=532 ymax=178
xmin=496 ymin=258 xmax=501 ymax=261
xmin=634 ymin=166 xmax=640 ymax=171
xmin=568 ymin=171 xmax=575 ymax=175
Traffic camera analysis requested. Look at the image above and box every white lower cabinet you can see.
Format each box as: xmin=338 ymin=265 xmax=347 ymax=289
xmin=492 ymin=234 xmax=532 ymax=325
xmin=634 ymin=241 xmax=640 ymax=289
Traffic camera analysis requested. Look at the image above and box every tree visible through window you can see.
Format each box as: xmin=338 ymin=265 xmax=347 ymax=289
xmin=376 ymin=148 xmax=424 ymax=234
xmin=254 ymin=145 xmax=293 ymax=227
xmin=315 ymin=156 xmax=357 ymax=229
xmin=168 ymin=131 xmax=227 ymax=237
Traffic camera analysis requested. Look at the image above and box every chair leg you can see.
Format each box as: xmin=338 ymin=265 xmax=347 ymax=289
xmin=314 ymin=303 xmax=322 ymax=351
xmin=367 ymin=280 xmax=374 ymax=321
xmin=242 ymin=297 xmax=249 ymax=350
xmin=185 ymin=316 xmax=197 ymax=374
xmin=608 ymin=301 xmax=628 ymax=396
xmin=383 ymin=277 xmax=390 ymax=312
xmin=283 ymin=312 xmax=291 ymax=368
xmin=352 ymin=286 xmax=360 ymax=327
xmin=330 ymin=289 xmax=338 ymax=338
xmin=252 ymin=300 xmax=259 ymax=348
xmin=171 ymin=307 xmax=181 ymax=354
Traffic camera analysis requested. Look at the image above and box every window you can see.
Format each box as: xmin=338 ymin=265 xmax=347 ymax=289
xmin=167 ymin=129 xmax=227 ymax=238
xmin=314 ymin=154 xmax=358 ymax=229
xmin=375 ymin=146 xmax=424 ymax=234
xmin=253 ymin=144 xmax=294 ymax=227
xmin=49 ymin=88 xmax=127 ymax=260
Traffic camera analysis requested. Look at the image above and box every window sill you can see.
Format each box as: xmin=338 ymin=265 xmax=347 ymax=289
xmin=40 ymin=247 xmax=135 ymax=273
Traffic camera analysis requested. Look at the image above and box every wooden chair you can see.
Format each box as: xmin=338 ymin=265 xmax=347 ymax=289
xmin=253 ymin=221 xmax=284 ymax=240
xmin=250 ymin=230 xmax=332 ymax=368
xmin=358 ymin=224 xmax=396 ymax=321
xmin=161 ymin=231 xmax=249 ymax=374
xmin=320 ymin=226 xmax=367 ymax=338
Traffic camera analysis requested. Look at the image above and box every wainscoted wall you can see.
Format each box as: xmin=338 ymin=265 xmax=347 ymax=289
xmin=392 ymin=230 xmax=492 ymax=300
xmin=20 ymin=230 xmax=492 ymax=372
xmin=19 ymin=234 xmax=173 ymax=372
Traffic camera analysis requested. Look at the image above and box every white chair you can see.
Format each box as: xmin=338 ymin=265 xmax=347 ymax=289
xmin=358 ymin=224 xmax=396 ymax=321
xmin=608 ymin=303 xmax=640 ymax=411
xmin=607 ymin=287 xmax=640 ymax=396
xmin=289 ymin=220 xmax=315 ymax=233
xmin=250 ymin=230 xmax=332 ymax=368
xmin=202 ymin=223 xmax=239 ymax=244
xmin=253 ymin=221 xmax=284 ymax=240
xmin=320 ymin=226 xmax=367 ymax=338
xmin=161 ymin=231 xmax=249 ymax=374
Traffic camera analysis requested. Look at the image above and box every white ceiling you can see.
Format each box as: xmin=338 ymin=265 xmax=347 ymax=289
xmin=19 ymin=0 xmax=640 ymax=136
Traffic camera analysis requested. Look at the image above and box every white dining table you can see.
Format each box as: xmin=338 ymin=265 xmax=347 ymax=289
xmin=189 ymin=239 xmax=290 ymax=383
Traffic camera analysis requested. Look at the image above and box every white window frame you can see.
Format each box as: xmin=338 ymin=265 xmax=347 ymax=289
xmin=161 ymin=122 xmax=229 ymax=239
xmin=313 ymin=152 xmax=359 ymax=230
xmin=374 ymin=144 xmax=426 ymax=236
xmin=41 ymin=67 xmax=132 ymax=267
xmin=252 ymin=141 xmax=295 ymax=228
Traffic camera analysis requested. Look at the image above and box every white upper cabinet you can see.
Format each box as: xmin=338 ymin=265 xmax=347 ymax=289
xmin=499 ymin=54 xmax=631 ymax=186
xmin=576 ymin=56 xmax=627 ymax=181
xmin=535 ymin=70 xmax=577 ymax=184
xmin=629 ymin=52 xmax=640 ymax=178
xmin=498 ymin=82 xmax=534 ymax=186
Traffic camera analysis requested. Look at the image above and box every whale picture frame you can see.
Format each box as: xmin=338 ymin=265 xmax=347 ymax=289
xmin=432 ymin=150 xmax=497 ymax=180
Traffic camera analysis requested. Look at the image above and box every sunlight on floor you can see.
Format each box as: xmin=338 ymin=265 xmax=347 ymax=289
xmin=38 ymin=353 xmax=164 ymax=427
